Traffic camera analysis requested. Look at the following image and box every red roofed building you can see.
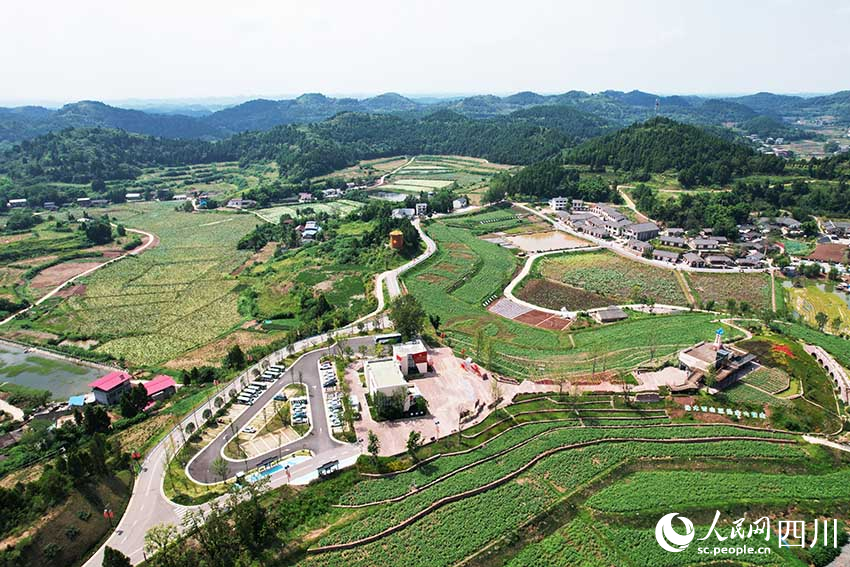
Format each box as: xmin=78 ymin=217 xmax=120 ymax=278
xmin=144 ymin=375 xmax=177 ymax=402
xmin=89 ymin=371 xmax=132 ymax=405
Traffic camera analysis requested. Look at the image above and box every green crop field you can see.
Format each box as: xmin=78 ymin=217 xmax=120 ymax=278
xmin=685 ymin=271 xmax=773 ymax=312
xmin=294 ymin=416 xmax=827 ymax=567
xmin=14 ymin=202 xmax=258 ymax=366
xmin=786 ymin=281 xmax=850 ymax=334
xmin=405 ymin=221 xmax=740 ymax=379
xmin=741 ymin=366 xmax=791 ymax=394
xmin=255 ymin=199 xmax=363 ymax=223
xmin=535 ymin=250 xmax=688 ymax=307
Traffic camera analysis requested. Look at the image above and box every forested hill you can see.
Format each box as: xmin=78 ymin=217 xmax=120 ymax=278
xmin=0 ymin=111 xmax=568 ymax=184
xmin=565 ymin=117 xmax=786 ymax=187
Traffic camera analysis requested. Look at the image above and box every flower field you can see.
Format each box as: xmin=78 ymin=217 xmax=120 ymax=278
xmin=536 ymin=250 xmax=688 ymax=307
xmin=27 ymin=203 xmax=258 ymax=365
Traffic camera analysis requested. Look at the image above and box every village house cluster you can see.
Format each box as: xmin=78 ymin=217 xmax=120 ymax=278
xmin=551 ymin=198 xmax=769 ymax=270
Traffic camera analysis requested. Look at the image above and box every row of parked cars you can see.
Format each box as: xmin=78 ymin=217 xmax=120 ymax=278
xmin=290 ymin=397 xmax=309 ymax=426
xmin=319 ymin=359 xmax=344 ymax=429
xmin=235 ymin=364 xmax=285 ymax=406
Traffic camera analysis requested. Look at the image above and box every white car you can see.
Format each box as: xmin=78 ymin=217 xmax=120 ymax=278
xmin=242 ymin=426 xmax=257 ymax=434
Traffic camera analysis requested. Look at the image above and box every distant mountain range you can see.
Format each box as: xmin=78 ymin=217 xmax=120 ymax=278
xmin=1 ymin=89 xmax=849 ymax=146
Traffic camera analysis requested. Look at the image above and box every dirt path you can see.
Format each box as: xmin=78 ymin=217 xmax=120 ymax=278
xmin=0 ymin=226 xmax=157 ymax=326
xmin=617 ymin=185 xmax=651 ymax=223
xmin=675 ymin=271 xmax=696 ymax=307
xmin=770 ymin=268 xmax=778 ymax=311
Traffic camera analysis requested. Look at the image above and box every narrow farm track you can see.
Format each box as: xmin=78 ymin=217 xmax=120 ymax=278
xmin=307 ymin=435 xmax=795 ymax=554
xmin=674 ymin=271 xmax=696 ymax=306
xmin=0 ymin=227 xmax=158 ymax=326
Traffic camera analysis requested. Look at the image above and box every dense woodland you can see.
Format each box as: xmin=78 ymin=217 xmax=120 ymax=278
xmin=484 ymin=159 xmax=619 ymax=203
xmin=630 ymin=177 xmax=849 ymax=237
xmin=565 ymin=117 xmax=787 ymax=187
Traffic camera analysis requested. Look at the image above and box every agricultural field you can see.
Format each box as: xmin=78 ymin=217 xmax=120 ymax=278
xmin=533 ymin=250 xmax=688 ymax=308
xmin=373 ymin=155 xmax=513 ymax=205
xmin=4 ymin=202 xmax=258 ymax=366
xmin=129 ymin=161 xmax=277 ymax=198
xmin=782 ymin=238 xmax=816 ymax=257
xmin=785 ymin=280 xmax=850 ymax=334
xmin=724 ymin=335 xmax=842 ymax=432
xmin=255 ymin=199 xmax=363 ymax=224
xmin=292 ymin=416 xmax=831 ymax=567
xmin=517 ymin=278 xmax=612 ymax=311
xmin=405 ymin=221 xmax=741 ymax=379
xmin=741 ymin=366 xmax=791 ymax=394
xmin=442 ymin=206 xmax=534 ymax=235
xmin=685 ymin=271 xmax=773 ymax=312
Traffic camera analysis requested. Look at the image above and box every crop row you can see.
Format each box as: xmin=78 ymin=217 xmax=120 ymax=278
xmin=304 ymin=440 xmax=804 ymax=567
xmin=329 ymin=426 xmax=798 ymax=539
xmin=586 ymin=468 xmax=850 ymax=513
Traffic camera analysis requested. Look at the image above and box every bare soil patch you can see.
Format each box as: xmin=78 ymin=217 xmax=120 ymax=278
xmin=29 ymin=261 xmax=105 ymax=290
xmin=164 ymin=330 xmax=283 ymax=369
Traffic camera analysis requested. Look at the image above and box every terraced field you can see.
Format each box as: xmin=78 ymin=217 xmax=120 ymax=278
xmin=405 ymin=221 xmax=741 ymax=379
xmin=295 ymin=414 xmax=824 ymax=567
xmin=255 ymin=199 xmax=363 ymax=223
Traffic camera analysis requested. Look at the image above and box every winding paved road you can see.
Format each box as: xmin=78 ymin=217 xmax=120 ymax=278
xmin=83 ymin=213 xmax=437 ymax=566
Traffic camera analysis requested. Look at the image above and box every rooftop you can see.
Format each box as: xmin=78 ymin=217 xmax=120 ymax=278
xmin=144 ymin=374 xmax=177 ymax=397
xmin=393 ymin=339 xmax=427 ymax=357
xmin=89 ymin=371 xmax=131 ymax=392
xmin=366 ymin=359 xmax=407 ymax=390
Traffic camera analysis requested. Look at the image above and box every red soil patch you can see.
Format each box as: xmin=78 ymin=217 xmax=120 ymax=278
xmin=55 ymin=284 xmax=86 ymax=298
xmin=807 ymin=243 xmax=848 ymax=264
xmin=515 ymin=310 xmax=550 ymax=325
xmin=536 ymin=315 xmax=573 ymax=331
xmin=772 ymin=344 xmax=795 ymax=358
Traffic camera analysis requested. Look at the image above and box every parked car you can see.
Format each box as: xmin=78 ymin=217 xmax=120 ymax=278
xmin=242 ymin=426 xmax=257 ymax=434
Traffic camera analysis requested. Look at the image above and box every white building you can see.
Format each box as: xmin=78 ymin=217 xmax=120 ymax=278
xmin=452 ymin=197 xmax=469 ymax=210
xmin=125 ymin=192 xmax=142 ymax=201
xmin=7 ymin=198 xmax=27 ymax=208
xmin=365 ymin=358 xmax=409 ymax=399
xmin=392 ymin=340 xmax=428 ymax=375
xmin=549 ymin=196 xmax=570 ymax=211
xmin=415 ymin=202 xmax=428 ymax=216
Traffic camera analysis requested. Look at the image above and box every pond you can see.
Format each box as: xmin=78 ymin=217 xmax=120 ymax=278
xmin=506 ymin=230 xmax=592 ymax=253
xmin=782 ymin=280 xmax=850 ymax=308
xmin=0 ymin=344 xmax=103 ymax=400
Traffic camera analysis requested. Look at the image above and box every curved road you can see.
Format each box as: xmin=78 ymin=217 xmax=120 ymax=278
xmin=83 ymin=216 xmax=437 ymax=566
xmin=186 ymin=336 xmax=375 ymax=483
xmin=0 ymin=227 xmax=156 ymax=326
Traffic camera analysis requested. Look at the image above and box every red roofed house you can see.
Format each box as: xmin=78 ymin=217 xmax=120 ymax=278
xmin=144 ymin=375 xmax=177 ymax=402
xmin=90 ymin=371 xmax=132 ymax=405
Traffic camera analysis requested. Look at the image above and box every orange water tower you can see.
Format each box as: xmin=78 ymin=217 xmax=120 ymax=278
xmin=389 ymin=229 xmax=404 ymax=250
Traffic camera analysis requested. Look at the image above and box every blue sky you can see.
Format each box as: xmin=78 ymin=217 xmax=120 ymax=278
xmin=2 ymin=0 xmax=849 ymax=104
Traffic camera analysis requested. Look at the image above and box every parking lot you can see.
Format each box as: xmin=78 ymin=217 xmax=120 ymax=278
xmin=223 ymin=364 xmax=315 ymax=460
